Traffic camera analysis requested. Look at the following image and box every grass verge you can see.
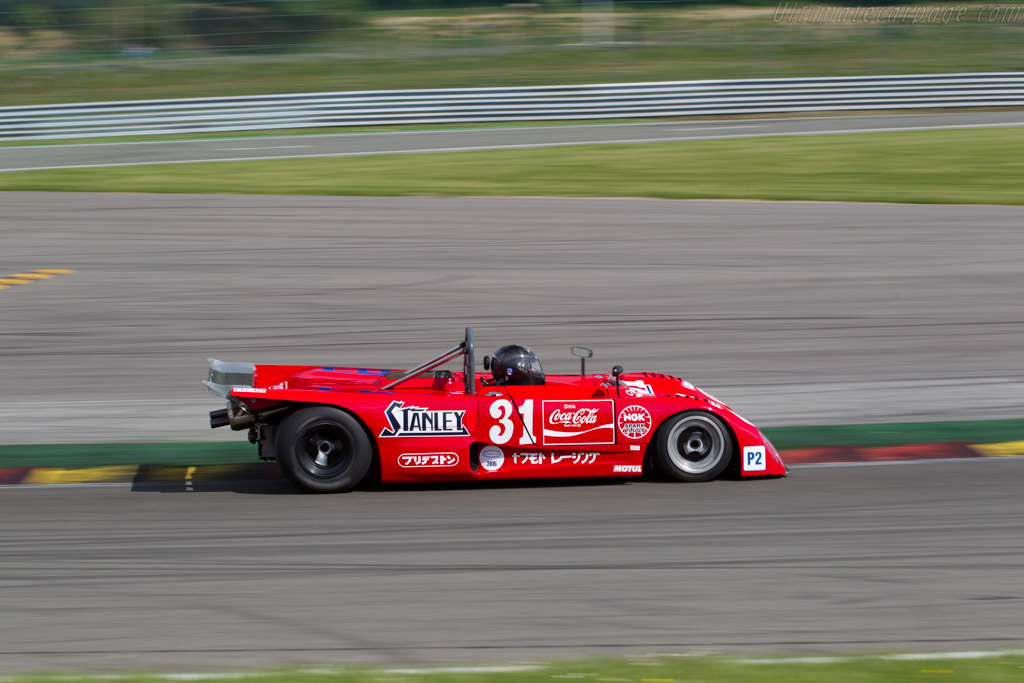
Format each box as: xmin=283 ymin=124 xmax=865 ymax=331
xmin=6 ymin=653 xmax=1024 ymax=682
xmin=0 ymin=442 xmax=255 ymax=469
xmin=765 ymin=418 xmax=1024 ymax=451
xmin=2 ymin=127 xmax=1023 ymax=204
xmin=1 ymin=419 xmax=1021 ymax=469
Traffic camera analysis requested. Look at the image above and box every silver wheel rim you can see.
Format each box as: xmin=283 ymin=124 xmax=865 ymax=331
xmin=665 ymin=414 xmax=727 ymax=475
xmin=298 ymin=423 xmax=352 ymax=478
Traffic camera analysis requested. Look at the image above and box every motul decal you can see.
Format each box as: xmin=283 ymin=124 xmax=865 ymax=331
xmin=617 ymin=405 xmax=652 ymax=440
xmin=398 ymin=453 xmax=459 ymax=468
xmin=541 ymin=400 xmax=614 ymax=446
xmin=379 ymin=400 xmax=469 ymax=437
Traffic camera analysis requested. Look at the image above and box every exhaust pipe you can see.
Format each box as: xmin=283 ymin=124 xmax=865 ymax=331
xmin=210 ymin=403 xmax=288 ymax=431
xmin=209 ymin=404 xmax=253 ymax=430
xmin=210 ymin=408 xmax=230 ymax=429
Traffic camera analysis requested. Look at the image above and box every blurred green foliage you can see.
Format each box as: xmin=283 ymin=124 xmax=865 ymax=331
xmin=181 ymin=1 xmax=365 ymax=49
xmin=1 ymin=2 xmax=1018 ymax=105
xmin=0 ymin=1 xmax=932 ymax=48
xmin=0 ymin=0 xmax=367 ymax=49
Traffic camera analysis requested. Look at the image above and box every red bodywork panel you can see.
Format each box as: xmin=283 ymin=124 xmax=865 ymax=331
xmin=229 ymin=364 xmax=786 ymax=483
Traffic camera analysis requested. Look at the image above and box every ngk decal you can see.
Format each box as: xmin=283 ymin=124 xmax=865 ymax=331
xmin=379 ymin=400 xmax=469 ymax=437
xmin=617 ymin=405 xmax=652 ymax=440
xmin=398 ymin=453 xmax=459 ymax=468
xmin=541 ymin=400 xmax=614 ymax=446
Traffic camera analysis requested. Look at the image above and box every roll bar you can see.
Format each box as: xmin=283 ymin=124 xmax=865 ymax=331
xmin=380 ymin=327 xmax=476 ymax=394
xmin=464 ymin=327 xmax=475 ymax=394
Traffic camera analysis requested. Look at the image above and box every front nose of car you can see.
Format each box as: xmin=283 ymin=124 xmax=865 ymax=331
xmin=762 ymin=433 xmax=788 ymax=474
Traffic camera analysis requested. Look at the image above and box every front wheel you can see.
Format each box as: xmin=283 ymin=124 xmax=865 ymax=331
xmin=655 ymin=411 xmax=733 ymax=482
xmin=276 ymin=406 xmax=373 ymax=493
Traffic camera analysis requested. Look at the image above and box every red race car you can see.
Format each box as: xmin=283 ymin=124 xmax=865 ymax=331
xmin=205 ymin=328 xmax=785 ymax=493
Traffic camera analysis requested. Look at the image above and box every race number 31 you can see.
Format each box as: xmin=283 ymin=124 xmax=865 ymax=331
xmin=743 ymin=445 xmax=766 ymax=472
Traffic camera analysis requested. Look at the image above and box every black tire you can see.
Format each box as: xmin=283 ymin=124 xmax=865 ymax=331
xmin=276 ymin=406 xmax=373 ymax=493
xmin=655 ymin=411 xmax=733 ymax=482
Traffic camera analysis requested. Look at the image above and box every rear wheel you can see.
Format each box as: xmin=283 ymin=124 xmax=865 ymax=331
xmin=276 ymin=406 xmax=372 ymax=493
xmin=655 ymin=411 xmax=733 ymax=482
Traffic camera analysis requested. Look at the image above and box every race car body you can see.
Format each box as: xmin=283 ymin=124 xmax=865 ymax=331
xmin=205 ymin=329 xmax=785 ymax=492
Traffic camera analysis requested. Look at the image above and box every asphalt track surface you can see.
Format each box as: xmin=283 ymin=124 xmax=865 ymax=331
xmin=1 ymin=459 xmax=1022 ymax=672
xmin=3 ymin=110 xmax=1024 ymax=172
xmin=2 ymin=194 xmax=1024 ymax=443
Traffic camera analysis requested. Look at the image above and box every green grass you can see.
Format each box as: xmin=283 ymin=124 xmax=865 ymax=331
xmin=1 ymin=419 xmax=1020 ymax=469
xmin=2 ymin=127 xmax=1023 ymax=205
xmin=765 ymin=419 xmax=1024 ymax=451
xmin=7 ymin=654 xmax=1024 ymax=682
xmin=0 ymin=442 xmax=255 ymax=469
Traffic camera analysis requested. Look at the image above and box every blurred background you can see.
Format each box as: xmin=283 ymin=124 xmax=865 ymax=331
xmin=2 ymin=0 xmax=1023 ymax=105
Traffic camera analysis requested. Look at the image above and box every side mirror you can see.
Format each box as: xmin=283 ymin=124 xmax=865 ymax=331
xmin=570 ymin=346 xmax=593 ymax=375
xmin=611 ymin=365 xmax=623 ymax=396
xmin=482 ymin=355 xmax=491 ymax=371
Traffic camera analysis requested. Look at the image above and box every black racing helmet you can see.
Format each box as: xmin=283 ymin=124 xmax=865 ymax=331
xmin=491 ymin=344 xmax=545 ymax=385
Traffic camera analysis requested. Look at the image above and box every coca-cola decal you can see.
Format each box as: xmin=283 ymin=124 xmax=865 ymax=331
xmin=617 ymin=405 xmax=652 ymax=440
xmin=541 ymin=400 xmax=614 ymax=445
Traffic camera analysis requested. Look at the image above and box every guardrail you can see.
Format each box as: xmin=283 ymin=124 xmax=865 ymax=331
xmin=2 ymin=72 xmax=1023 ymax=141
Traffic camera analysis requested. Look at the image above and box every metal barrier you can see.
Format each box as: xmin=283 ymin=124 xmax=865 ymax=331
xmin=2 ymin=72 xmax=1023 ymax=141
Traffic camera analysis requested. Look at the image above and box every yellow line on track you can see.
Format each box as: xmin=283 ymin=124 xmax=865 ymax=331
xmin=0 ymin=269 xmax=76 ymax=292
xmin=22 ymin=466 xmax=139 ymax=485
xmin=189 ymin=465 xmax=248 ymax=481
xmin=970 ymin=441 xmax=1024 ymax=457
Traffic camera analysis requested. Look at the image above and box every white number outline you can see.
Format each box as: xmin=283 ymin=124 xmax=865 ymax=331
xmin=488 ymin=399 xmax=514 ymax=444
xmin=487 ymin=398 xmax=535 ymax=445
xmin=517 ymin=399 xmax=534 ymax=445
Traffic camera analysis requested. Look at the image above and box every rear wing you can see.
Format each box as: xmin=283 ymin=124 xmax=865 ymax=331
xmin=204 ymin=359 xmax=256 ymax=398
